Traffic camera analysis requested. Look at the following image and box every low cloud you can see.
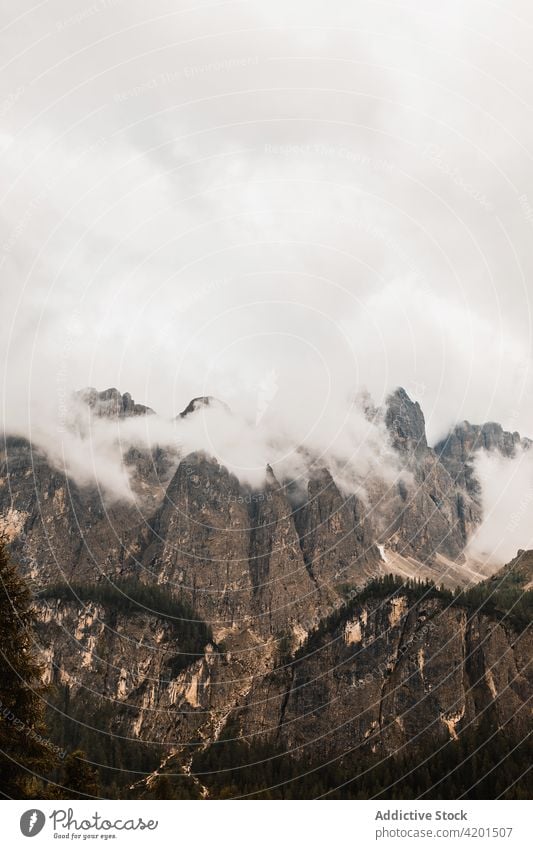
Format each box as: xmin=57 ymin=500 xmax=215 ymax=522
xmin=466 ymin=448 xmax=533 ymax=566
xmin=1 ymin=1 xmax=532 ymax=521
xmin=18 ymin=386 xmax=406 ymax=504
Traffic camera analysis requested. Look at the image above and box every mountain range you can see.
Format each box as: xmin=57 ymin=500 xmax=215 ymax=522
xmin=0 ymin=386 xmax=531 ymax=798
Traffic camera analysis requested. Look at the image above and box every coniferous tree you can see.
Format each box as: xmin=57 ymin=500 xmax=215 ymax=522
xmin=0 ymin=539 xmax=53 ymax=797
xmin=61 ymin=750 xmax=100 ymax=798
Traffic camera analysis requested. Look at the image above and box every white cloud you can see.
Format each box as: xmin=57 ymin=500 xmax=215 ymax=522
xmin=467 ymin=448 xmax=533 ymax=565
xmin=1 ymin=0 xmax=532 ymax=500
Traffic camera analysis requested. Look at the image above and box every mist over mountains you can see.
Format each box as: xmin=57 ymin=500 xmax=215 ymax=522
xmin=2 ymin=382 xmax=531 ymax=800
xmin=2 ymin=383 xmax=532 ymax=578
xmin=1 ymin=0 xmax=533 ymax=803
xmin=2 ymin=2 xmax=533 ymax=454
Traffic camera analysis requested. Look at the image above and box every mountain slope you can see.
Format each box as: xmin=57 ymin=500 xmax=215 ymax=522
xmin=0 ymin=386 xmax=531 ymax=798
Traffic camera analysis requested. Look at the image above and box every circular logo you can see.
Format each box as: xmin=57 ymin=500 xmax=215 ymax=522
xmin=20 ymin=810 xmax=46 ymax=837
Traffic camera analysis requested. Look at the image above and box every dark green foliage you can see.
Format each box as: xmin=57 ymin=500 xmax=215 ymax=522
xmin=163 ymin=651 xmax=201 ymax=677
xmin=39 ymin=578 xmax=213 ymax=669
xmin=296 ymin=573 xmax=530 ymax=665
xmin=34 ymin=571 xmax=532 ymax=799
xmin=60 ymin=749 xmax=100 ymax=799
xmin=37 ymin=579 xmax=214 ymax=797
xmin=451 ymin=577 xmax=533 ymax=631
xmin=274 ymin=632 xmax=294 ymax=668
xmin=0 ymin=540 xmax=56 ymax=798
xmin=45 ymin=685 xmax=165 ymax=799
xmin=143 ymin=772 xmax=202 ymax=800
xmin=189 ymin=573 xmax=532 ymax=800
xmin=192 ymin=719 xmax=532 ymax=799
xmin=295 ymin=575 xmax=447 ymax=661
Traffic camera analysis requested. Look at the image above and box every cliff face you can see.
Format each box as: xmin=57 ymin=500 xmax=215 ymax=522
xmin=139 ymin=452 xmax=254 ymax=631
xmin=225 ymin=590 xmax=532 ymax=762
xmin=35 ymin=596 xmax=224 ymax=747
xmin=0 ymin=386 xmax=531 ymax=795
xmin=295 ymin=467 xmax=378 ymax=590
xmin=0 ymin=436 xmax=146 ymax=584
xmin=435 ymin=420 xmax=530 ymax=497
xmin=34 ymin=564 xmax=532 ymax=782
xmin=2 ymin=385 xmax=513 ymax=592
xmin=135 ymin=457 xmax=373 ymax=638
xmin=0 ymin=390 xmax=173 ymax=584
xmin=75 ymin=387 xmax=154 ymax=419
xmin=377 ymin=389 xmax=482 ymax=561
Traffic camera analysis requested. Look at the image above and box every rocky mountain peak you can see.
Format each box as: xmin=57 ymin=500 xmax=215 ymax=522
xmin=2 ymin=380 xmax=532 ymax=800
xmin=178 ymin=396 xmax=231 ymax=418
xmin=76 ymin=387 xmax=154 ymax=418
xmin=487 ymin=548 xmax=533 ymax=590
xmin=384 ymin=387 xmax=428 ymax=455
xmin=434 ymin=420 xmax=529 ymax=497
xmin=436 ymin=420 xmax=526 ymax=459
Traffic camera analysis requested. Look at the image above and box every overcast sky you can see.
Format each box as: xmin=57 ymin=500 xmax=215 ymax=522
xmin=1 ymin=0 xmax=533 ymax=449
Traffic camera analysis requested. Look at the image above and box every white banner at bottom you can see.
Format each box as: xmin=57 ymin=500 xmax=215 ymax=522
xmin=3 ymin=799 xmax=529 ymax=848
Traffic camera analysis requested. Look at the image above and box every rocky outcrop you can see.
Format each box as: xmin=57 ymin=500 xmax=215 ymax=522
xmin=178 ymin=396 xmax=231 ymax=418
xmin=76 ymin=387 xmax=154 ymax=418
xmin=2 ymin=386 xmax=521 ymax=589
xmin=294 ymin=467 xmax=378 ymax=590
xmin=481 ymin=548 xmax=533 ymax=592
xmin=248 ymin=467 xmax=320 ymax=636
xmin=0 ymin=436 xmax=146 ymax=584
xmin=138 ymin=452 xmax=254 ymax=633
xmin=379 ymin=389 xmax=481 ymax=561
xmin=1 ymin=386 xmax=531 ymax=797
xmin=217 ymin=586 xmax=532 ymax=762
xmin=31 ymin=549 xmax=533 ymax=779
xmin=137 ymin=457 xmax=350 ymax=638
xmin=385 ymin=387 xmax=428 ymax=456
xmin=35 ymin=596 xmax=224 ymax=747
xmin=435 ymin=420 xmax=530 ymax=497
